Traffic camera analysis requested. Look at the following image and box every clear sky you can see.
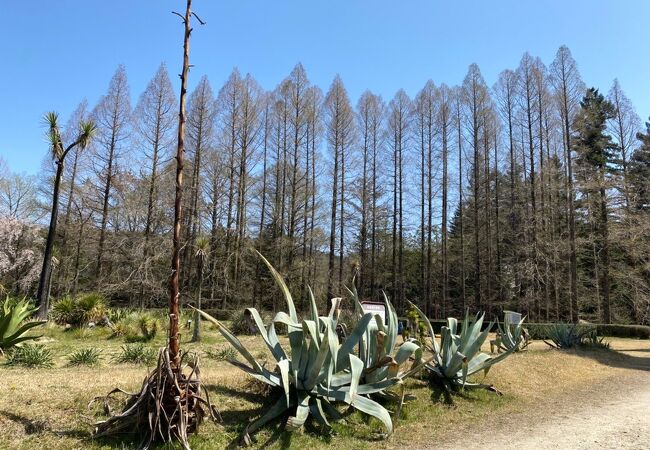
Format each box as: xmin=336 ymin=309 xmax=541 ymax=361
xmin=1 ymin=0 xmax=648 ymax=175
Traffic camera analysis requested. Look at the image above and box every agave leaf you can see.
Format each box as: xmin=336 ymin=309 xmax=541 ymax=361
xmin=286 ymin=392 xmax=310 ymax=431
xmin=443 ymin=350 xmax=467 ymax=378
xmin=194 ymin=308 xmax=264 ymax=373
xmin=337 ymin=313 xmax=374 ymax=370
xmin=256 ymin=250 xmax=297 ymax=322
xmin=383 ymin=292 xmax=398 ymax=355
xmin=310 ymin=398 xmax=331 ymax=428
xmin=308 ymin=286 xmax=319 ymax=325
xmin=247 ymin=308 xmax=286 ymax=361
xmin=244 ymin=394 xmax=291 ymax=438
xmin=348 ymin=354 xmax=364 ymax=399
xmin=393 ymin=341 xmax=421 ymax=365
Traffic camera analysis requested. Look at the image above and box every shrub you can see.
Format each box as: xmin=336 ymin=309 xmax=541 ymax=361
xmin=581 ymin=328 xmax=610 ymax=349
xmin=68 ymin=348 xmax=103 ymax=366
xmin=112 ymin=312 xmax=160 ymax=342
xmin=205 ymin=346 xmax=237 ymax=362
xmin=6 ymin=343 xmax=54 ymax=368
xmin=0 ymin=297 xmax=46 ymax=350
xmin=137 ymin=314 xmax=159 ymax=341
xmin=114 ymin=343 xmax=157 ymax=365
xmin=51 ymin=293 xmax=107 ymax=327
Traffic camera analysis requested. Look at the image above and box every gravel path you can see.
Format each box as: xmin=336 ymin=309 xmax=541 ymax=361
xmin=434 ymin=345 xmax=650 ymax=450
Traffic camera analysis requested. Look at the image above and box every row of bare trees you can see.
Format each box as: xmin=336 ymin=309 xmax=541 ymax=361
xmin=3 ymin=45 xmax=650 ymax=324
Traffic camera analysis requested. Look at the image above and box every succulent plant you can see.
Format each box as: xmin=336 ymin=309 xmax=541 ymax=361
xmin=494 ymin=314 xmax=529 ymax=353
xmin=0 ymin=297 xmax=46 ymax=352
xmin=196 ymin=253 xmax=425 ymax=443
xmin=544 ymin=323 xmax=589 ymax=349
xmin=409 ymin=302 xmax=515 ymax=395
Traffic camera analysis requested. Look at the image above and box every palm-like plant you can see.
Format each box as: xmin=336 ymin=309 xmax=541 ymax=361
xmin=36 ymin=112 xmax=96 ymax=319
xmin=0 ymin=297 xmax=46 ymax=352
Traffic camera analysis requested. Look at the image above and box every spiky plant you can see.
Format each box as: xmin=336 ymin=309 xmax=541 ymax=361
xmin=0 ymin=298 xmax=46 ymax=353
xmin=544 ymin=323 xmax=588 ymax=349
xmin=196 ymin=253 xmax=425 ymax=444
xmin=6 ymin=343 xmax=54 ymax=368
xmin=68 ymin=348 xmax=103 ymax=366
xmin=494 ymin=314 xmax=529 ymax=353
xmin=409 ymin=303 xmax=515 ymax=398
xmin=345 ymin=284 xmax=424 ymax=399
xmin=36 ymin=112 xmax=96 ymax=320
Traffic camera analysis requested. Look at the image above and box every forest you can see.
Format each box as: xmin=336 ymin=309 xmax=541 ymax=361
xmin=2 ymin=44 xmax=650 ymax=325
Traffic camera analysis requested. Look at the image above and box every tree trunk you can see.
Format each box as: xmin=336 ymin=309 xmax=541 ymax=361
xmin=37 ymin=160 xmax=64 ymax=319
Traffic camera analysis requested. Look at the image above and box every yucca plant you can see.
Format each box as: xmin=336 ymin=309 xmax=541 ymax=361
xmin=114 ymin=343 xmax=158 ymax=365
xmin=0 ymin=297 xmax=46 ymax=352
xmin=493 ymin=314 xmax=528 ymax=353
xmin=544 ymin=323 xmax=588 ymax=349
xmin=6 ymin=343 xmax=54 ymax=368
xmin=196 ymin=253 xmax=425 ymax=444
xmin=68 ymin=348 xmax=103 ymax=366
xmin=409 ymin=302 xmax=515 ymax=397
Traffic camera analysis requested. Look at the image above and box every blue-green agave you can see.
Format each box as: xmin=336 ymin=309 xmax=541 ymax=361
xmin=409 ymin=302 xmax=515 ymax=393
xmin=495 ymin=314 xmax=528 ymax=353
xmin=0 ymin=297 xmax=46 ymax=351
xmin=196 ymin=254 xmax=424 ymax=442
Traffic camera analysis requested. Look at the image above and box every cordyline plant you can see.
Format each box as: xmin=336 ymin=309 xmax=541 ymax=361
xmin=92 ymin=2 xmax=217 ymax=449
xmin=36 ymin=112 xmax=96 ymax=320
xmin=409 ymin=302 xmax=516 ymax=399
xmin=195 ymin=253 xmax=425 ymax=444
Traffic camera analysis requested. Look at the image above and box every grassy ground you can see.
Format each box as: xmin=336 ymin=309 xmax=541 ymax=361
xmin=1 ymin=321 xmax=649 ymax=450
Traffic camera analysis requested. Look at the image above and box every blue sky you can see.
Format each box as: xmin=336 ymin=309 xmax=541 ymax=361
xmin=1 ymin=0 xmax=648 ymax=175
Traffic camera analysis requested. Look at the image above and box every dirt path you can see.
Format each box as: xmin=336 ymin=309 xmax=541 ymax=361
xmin=435 ymin=343 xmax=650 ymax=450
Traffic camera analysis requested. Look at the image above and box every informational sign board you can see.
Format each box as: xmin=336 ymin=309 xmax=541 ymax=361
xmin=361 ymin=301 xmax=386 ymax=325
xmin=504 ymin=310 xmax=522 ymax=324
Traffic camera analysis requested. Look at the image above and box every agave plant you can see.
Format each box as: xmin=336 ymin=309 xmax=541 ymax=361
xmin=409 ymin=302 xmax=514 ymax=396
xmin=0 ymin=297 xmax=46 ymax=352
xmin=493 ymin=314 xmax=528 ymax=353
xmin=196 ymin=253 xmax=424 ymax=443
xmin=345 ymin=284 xmax=423 ymax=390
xmin=544 ymin=323 xmax=588 ymax=349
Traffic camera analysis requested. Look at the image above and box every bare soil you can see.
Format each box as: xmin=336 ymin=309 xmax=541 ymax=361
xmin=432 ymin=340 xmax=650 ymax=450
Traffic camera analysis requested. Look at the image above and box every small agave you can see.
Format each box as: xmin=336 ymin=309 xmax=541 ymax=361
xmin=409 ymin=302 xmax=515 ymax=396
xmin=493 ymin=313 xmax=529 ymax=353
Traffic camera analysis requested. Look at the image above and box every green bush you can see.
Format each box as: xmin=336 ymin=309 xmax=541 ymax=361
xmin=68 ymin=348 xmax=103 ymax=366
xmin=111 ymin=311 xmax=160 ymax=342
xmin=6 ymin=343 xmax=54 ymax=368
xmin=114 ymin=343 xmax=157 ymax=365
xmin=51 ymin=293 xmax=107 ymax=327
xmin=205 ymin=346 xmax=237 ymax=361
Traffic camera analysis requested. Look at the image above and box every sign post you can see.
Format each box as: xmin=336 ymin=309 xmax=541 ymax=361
xmin=360 ymin=301 xmax=386 ymax=325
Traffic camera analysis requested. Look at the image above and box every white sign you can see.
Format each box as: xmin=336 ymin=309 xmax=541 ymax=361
xmin=361 ymin=302 xmax=386 ymax=324
xmin=504 ymin=310 xmax=522 ymax=324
